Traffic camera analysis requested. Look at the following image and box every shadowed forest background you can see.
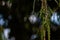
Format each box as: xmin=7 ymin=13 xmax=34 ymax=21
xmin=0 ymin=0 xmax=60 ymax=40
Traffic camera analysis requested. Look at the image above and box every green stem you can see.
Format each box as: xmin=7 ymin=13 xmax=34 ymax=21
xmin=59 ymin=0 xmax=60 ymax=7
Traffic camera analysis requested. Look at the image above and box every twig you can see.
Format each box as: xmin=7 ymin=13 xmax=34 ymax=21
xmin=54 ymin=0 xmax=58 ymax=5
xmin=33 ymin=0 xmax=36 ymax=12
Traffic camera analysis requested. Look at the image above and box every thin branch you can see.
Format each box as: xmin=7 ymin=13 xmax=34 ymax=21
xmin=33 ymin=0 xmax=36 ymax=12
xmin=59 ymin=0 xmax=60 ymax=7
xmin=54 ymin=0 xmax=58 ymax=5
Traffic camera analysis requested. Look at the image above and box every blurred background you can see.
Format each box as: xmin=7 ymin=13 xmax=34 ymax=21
xmin=0 ymin=0 xmax=60 ymax=40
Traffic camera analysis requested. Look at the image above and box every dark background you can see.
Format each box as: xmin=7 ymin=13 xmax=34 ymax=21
xmin=0 ymin=0 xmax=60 ymax=40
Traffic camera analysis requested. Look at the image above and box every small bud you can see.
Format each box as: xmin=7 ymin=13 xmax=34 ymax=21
xmin=51 ymin=12 xmax=60 ymax=25
xmin=0 ymin=18 xmax=5 ymax=26
xmin=3 ymin=28 xmax=11 ymax=39
xmin=30 ymin=34 xmax=38 ymax=40
xmin=29 ymin=15 xmax=37 ymax=24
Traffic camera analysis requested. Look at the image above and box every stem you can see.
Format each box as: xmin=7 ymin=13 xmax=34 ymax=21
xmin=59 ymin=0 xmax=60 ymax=7
xmin=54 ymin=0 xmax=58 ymax=5
xmin=33 ymin=0 xmax=36 ymax=12
xmin=47 ymin=25 xmax=50 ymax=40
xmin=43 ymin=0 xmax=50 ymax=40
xmin=40 ymin=25 xmax=45 ymax=40
xmin=40 ymin=0 xmax=50 ymax=40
